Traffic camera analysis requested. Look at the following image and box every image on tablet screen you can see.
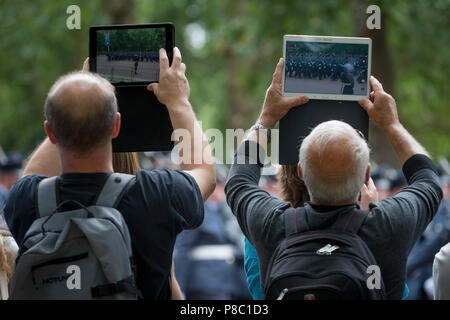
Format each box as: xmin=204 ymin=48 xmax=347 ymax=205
xmin=96 ymin=28 xmax=165 ymax=83
xmin=284 ymin=41 xmax=369 ymax=96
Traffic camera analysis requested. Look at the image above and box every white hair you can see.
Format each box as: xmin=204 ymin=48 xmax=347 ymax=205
xmin=299 ymin=121 xmax=370 ymax=204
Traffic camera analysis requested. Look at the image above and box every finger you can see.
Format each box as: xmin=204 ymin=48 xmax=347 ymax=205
xmin=361 ymin=183 xmax=369 ymax=195
xmin=172 ymin=47 xmax=182 ymax=69
xmin=82 ymin=58 xmax=89 ymax=72
xmin=367 ymin=177 xmax=377 ymax=192
xmin=147 ymin=83 xmax=158 ymax=93
xmin=369 ymin=91 xmax=375 ymax=102
xmin=159 ymin=48 xmax=169 ymax=71
xmin=358 ymin=98 xmax=373 ymax=112
xmin=369 ymin=75 xmax=383 ymax=93
xmin=180 ymin=62 xmax=186 ymax=73
xmin=284 ymin=95 xmax=309 ymax=108
xmin=272 ymin=58 xmax=284 ymax=85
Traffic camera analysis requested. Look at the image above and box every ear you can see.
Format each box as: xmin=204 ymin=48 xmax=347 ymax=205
xmin=365 ymin=163 xmax=371 ymax=184
xmin=112 ymin=112 xmax=121 ymax=139
xmin=44 ymin=121 xmax=57 ymax=144
xmin=297 ymin=163 xmax=303 ymax=178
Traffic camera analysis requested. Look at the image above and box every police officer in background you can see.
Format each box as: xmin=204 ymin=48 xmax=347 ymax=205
xmin=340 ymin=63 xmax=355 ymax=94
xmin=0 ymin=150 xmax=24 ymax=212
xmin=174 ymin=165 xmax=251 ymax=300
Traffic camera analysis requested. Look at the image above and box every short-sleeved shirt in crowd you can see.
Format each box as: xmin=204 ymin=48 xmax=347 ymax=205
xmin=4 ymin=169 xmax=204 ymax=299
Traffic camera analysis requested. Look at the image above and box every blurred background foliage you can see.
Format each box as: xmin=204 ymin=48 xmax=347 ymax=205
xmin=0 ymin=0 xmax=449 ymax=166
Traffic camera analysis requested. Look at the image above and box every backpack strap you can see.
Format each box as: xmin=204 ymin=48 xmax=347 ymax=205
xmin=331 ymin=208 xmax=369 ymax=234
xmin=95 ymin=173 xmax=135 ymax=208
xmin=284 ymin=206 xmax=308 ymax=237
xmin=36 ymin=176 xmax=59 ymax=218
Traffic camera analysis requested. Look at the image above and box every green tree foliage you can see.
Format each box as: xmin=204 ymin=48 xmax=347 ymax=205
xmin=0 ymin=0 xmax=448 ymax=162
xmin=96 ymin=28 xmax=165 ymax=52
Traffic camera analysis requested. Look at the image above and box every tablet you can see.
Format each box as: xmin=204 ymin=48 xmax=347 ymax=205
xmin=112 ymin=86 xmax=174 ymax=153
xmin=89 ymin=23 xmax=175 ymax=86
xmin=282 ymin=35 xmax=372 ymax=101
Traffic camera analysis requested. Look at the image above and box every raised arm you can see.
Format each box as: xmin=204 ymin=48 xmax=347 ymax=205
xmin=22 ymin=138 xmax=60 ymax=177
xmin=358 ymin=76 xmax=429 ymax=166
xmin=21 ymin=58 xmax=91 ymax=178
xmin=225 ymin=58 xmax=308 ymax=241
xmin=148 ymin=48 xmax=215 ymax=201
xmin=359 ymin=76 xmax=442 ymax=251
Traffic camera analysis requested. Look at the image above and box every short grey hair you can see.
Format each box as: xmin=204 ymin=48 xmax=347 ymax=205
xmin=299 ymin=121 xmax=370 ymax=204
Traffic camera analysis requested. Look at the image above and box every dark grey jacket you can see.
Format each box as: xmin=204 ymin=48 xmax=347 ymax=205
xmin=225 ymin=141 xmax=442 ymax=299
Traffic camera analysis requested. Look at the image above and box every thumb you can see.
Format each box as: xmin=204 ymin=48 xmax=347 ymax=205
xmin=361 ymin=183 xmax=369 ymax=195
xmin=358 ymin=98 xmax=373 ymax=113
xmin=284 ymin=95 xmax=309 ymax=108
xmin=82 ymin=58 xmax=89 ymax=72
xmin=147 ymin=83 xmax=158 ymax=93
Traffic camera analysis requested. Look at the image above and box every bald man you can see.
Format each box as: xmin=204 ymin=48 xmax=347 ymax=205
xmin=225 ymin=58 xmax=443 ymax=299
xmin=4 ymin=48 xmax=216 ymax=299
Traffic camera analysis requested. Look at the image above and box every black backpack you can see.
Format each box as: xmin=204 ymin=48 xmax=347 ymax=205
xmin=264 ymin=207 xmax=386 ymax=300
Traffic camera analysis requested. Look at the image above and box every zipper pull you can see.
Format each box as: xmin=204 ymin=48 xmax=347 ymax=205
xmin=277 ymin=288 xmax=289 ymax=300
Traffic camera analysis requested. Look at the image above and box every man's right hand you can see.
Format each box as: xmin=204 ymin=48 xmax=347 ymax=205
xmin=358 ymin=75 xmax=400 ymax=131
xmin=147 ymin=47 xmax=190 ymax=110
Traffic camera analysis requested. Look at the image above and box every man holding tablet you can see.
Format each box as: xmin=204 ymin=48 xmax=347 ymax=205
xmin=225 ymin=55 xmax=442 ymax=299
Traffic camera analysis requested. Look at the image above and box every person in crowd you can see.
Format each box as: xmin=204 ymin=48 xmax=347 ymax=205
xmin=3 ymin=47 xmax=216 ymax=299
xmin=389 ymin=170 xmax=408 ymax=196
xmin=244 ymin=164 xmax=390 ymax=300
xmin=0 ymin=227 xmax=18 ymax=300
xmin=433 ymin=180 xmax=450 ymax=299
xmin=0 ymin=151 xmax=24 ymax=210
xmin=174 ymin=164 xmax=251 ymax=300
xmin=225 ymin=57 xmax=443 ymax=299
xmin=419 ymin=174 xmax=450 ymax=300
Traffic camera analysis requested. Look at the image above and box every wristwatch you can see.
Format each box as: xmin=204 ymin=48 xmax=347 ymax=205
xmin=249 ymin=123 xmax=272 ymax=142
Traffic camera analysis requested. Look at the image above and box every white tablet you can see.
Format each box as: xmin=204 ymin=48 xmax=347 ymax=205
xmin=282 ymin=35 xmax=372 ymax=101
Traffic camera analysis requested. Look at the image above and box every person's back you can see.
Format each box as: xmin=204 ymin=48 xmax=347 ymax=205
xmin=224 ymin=59 xmax=442 ymax=299
xmin=4 ymin=48 xmax=216 ymax=299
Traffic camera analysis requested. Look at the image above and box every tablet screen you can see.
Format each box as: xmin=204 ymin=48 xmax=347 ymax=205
xmin=284 ymin=40 xmax=370 ymax=99
xmin=95 ymin=27 xmax=165 ymax=83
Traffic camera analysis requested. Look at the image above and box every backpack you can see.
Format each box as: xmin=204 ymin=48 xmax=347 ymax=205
xmin=9 ymin=173 xmax=141 ymax=300
xmin=263 ymin=207 xmax=386 ymax=300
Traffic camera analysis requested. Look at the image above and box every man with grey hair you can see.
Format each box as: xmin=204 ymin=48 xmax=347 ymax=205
xmin=225 ymin=57 xmax=442 ymax=299
xmin=4 ymin=47 xmax=216 ymax=299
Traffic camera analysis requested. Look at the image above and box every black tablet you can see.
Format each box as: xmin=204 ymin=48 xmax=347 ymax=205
xmin=112 ymin=85 xmax=174 ymax=153
xmin=279 ymin=100 xmax=369 ymax=165
xmin=89 ymin=23 xmax=175 ymax=86
xmin=89 ymin=23 xmax=175 ymax=152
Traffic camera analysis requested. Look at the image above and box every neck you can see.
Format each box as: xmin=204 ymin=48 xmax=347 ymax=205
xmin=59 ymin=144 xmax=114 ymax=174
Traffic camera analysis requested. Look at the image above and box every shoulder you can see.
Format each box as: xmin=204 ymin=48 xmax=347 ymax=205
xmin=134 ymin=169 xmax=201 ymax=196
xmin=7 ymin=174 xmax=47 ymax=201
xmin=4 ymin=174 xmax=47 ymax=244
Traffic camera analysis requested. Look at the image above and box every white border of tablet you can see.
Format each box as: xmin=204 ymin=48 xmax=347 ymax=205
xmin=282 ymin=34 xmax=372 ymax=101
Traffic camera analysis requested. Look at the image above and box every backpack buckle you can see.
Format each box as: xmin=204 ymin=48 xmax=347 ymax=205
xmin=91 ymin=283 xmax=119 ymax=298
xmin=316 ymin=244 xmax=339 ymax=255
